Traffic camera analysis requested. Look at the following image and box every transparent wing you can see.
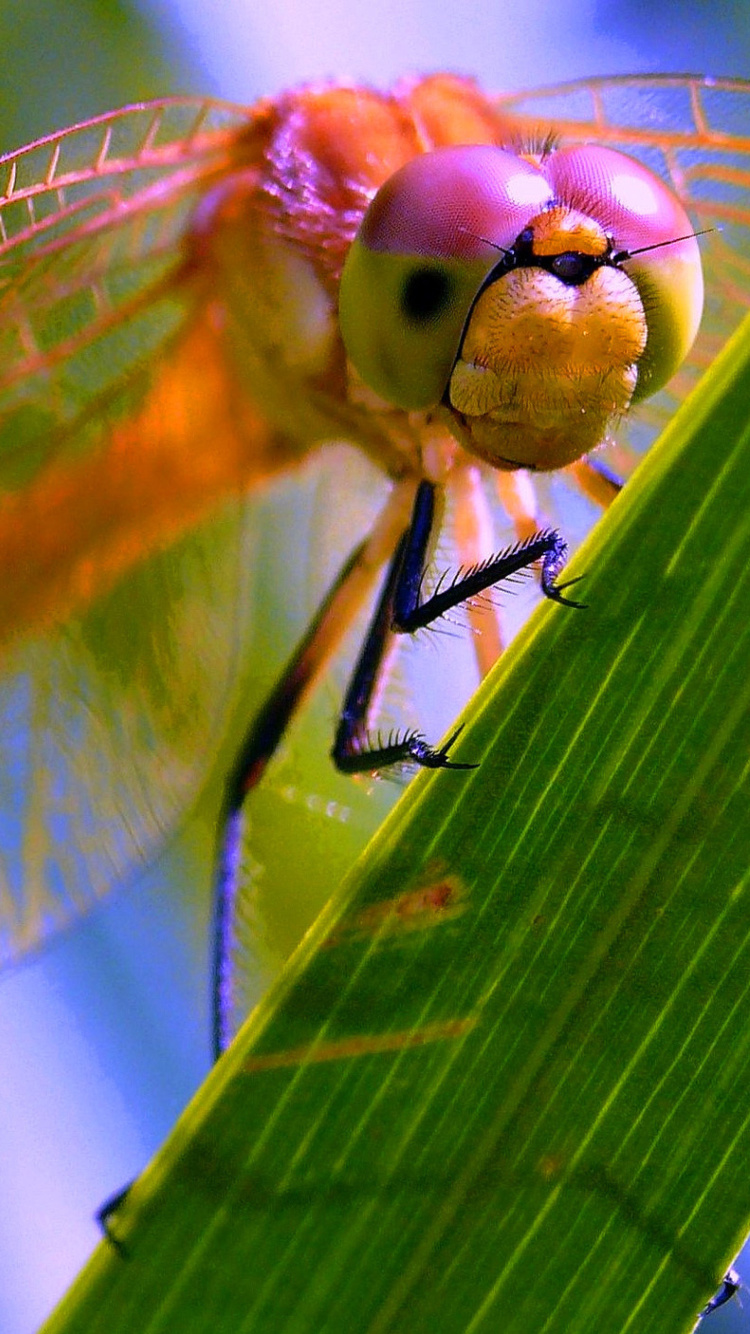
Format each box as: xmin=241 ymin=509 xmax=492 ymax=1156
xmin=0 ymin=97 xmax=255 ymax=429
xmin=0 ymin=496 xmax=259 ymax=964
xmin=499 ymin=75 xmax=750 ymax=446
xmin=0 ymin=99 xmax=275 ymax=964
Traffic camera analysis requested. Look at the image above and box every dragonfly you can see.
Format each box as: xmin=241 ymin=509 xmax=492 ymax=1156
xmin=0 ymin=74 xmax=748 ymax=1061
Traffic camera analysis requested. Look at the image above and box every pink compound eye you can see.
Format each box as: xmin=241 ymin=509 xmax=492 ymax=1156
xmin=360 ymin=144 xmax=555 ymax=259
xmin=545 ymin=145 xmax=704 ymax=399
xmin=339 ymin=141 xmax=703 ymax=412
xmin=339 ymin=145 xmax=555 ymax=410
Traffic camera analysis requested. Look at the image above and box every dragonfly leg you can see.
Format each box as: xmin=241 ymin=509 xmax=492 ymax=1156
xmin=567 ymin=452 xmax=624 ymax=508
xmin=332 ymin=479 xmax=580 ymax=774
xmin=452 ymin=465 xmax=507 ymax=678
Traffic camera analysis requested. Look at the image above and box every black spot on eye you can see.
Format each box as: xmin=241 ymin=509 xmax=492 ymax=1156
xmin=401 ymin=267 xmax=452 ymax=323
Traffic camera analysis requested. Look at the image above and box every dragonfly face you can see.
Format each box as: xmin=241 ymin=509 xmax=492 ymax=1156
xmin=0 ymin=73 xmax=748 ymax=968
xmin=340 ymin=141 xmax=703 ymax=470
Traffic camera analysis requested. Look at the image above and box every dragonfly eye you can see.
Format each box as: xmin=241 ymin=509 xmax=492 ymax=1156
xmin=546 ymin=145 xmax=704 ymax=400
xmin=339 ymin=144 xmax=554 ymax=410
xmin=340 ymin=141 xmax=704 ymax=413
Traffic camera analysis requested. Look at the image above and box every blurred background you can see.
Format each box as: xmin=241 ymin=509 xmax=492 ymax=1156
xmin=0 ymin=2 xmax=748 ymax=1331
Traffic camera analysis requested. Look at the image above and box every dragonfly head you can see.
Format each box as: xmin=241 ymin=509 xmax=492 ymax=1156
xmin=339 ymin=143 xmax=704 ymax=472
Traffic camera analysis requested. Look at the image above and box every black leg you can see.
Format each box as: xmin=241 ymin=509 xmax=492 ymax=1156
xmin=330 ymin=525 xmax=471 ymax=774
xmin=332 ymin=479 xmax=580 ymax=773
xmin=212 ymin=538 xmax=378 ymax=1059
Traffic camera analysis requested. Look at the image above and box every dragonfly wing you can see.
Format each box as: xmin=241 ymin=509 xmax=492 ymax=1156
xmin=0 ymin=98 xmax=297 ymax=962
xmin=0 ymin=99 xmax=280 ymax=645
xmin=0 ymin=87 xmax=436 ymax=962
xmin=0 ymin=99 xmax=260 ymax=433
xmin=0 ymin=492 xmax=262 ymax=966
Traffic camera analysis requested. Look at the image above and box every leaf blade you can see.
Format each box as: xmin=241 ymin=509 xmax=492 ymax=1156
xmin=45 ymin=310 xmax=750 ymax=1334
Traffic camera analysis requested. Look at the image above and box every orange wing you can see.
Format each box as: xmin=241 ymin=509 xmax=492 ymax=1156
xmin=0 ymin=98 xmax=264 ymax=644
xmin=0 ymin=98 xmax=266 ymax=962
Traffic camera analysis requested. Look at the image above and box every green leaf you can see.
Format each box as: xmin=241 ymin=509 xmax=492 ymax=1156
xmin=44 ymin=311 xmax=750 ymax=1333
